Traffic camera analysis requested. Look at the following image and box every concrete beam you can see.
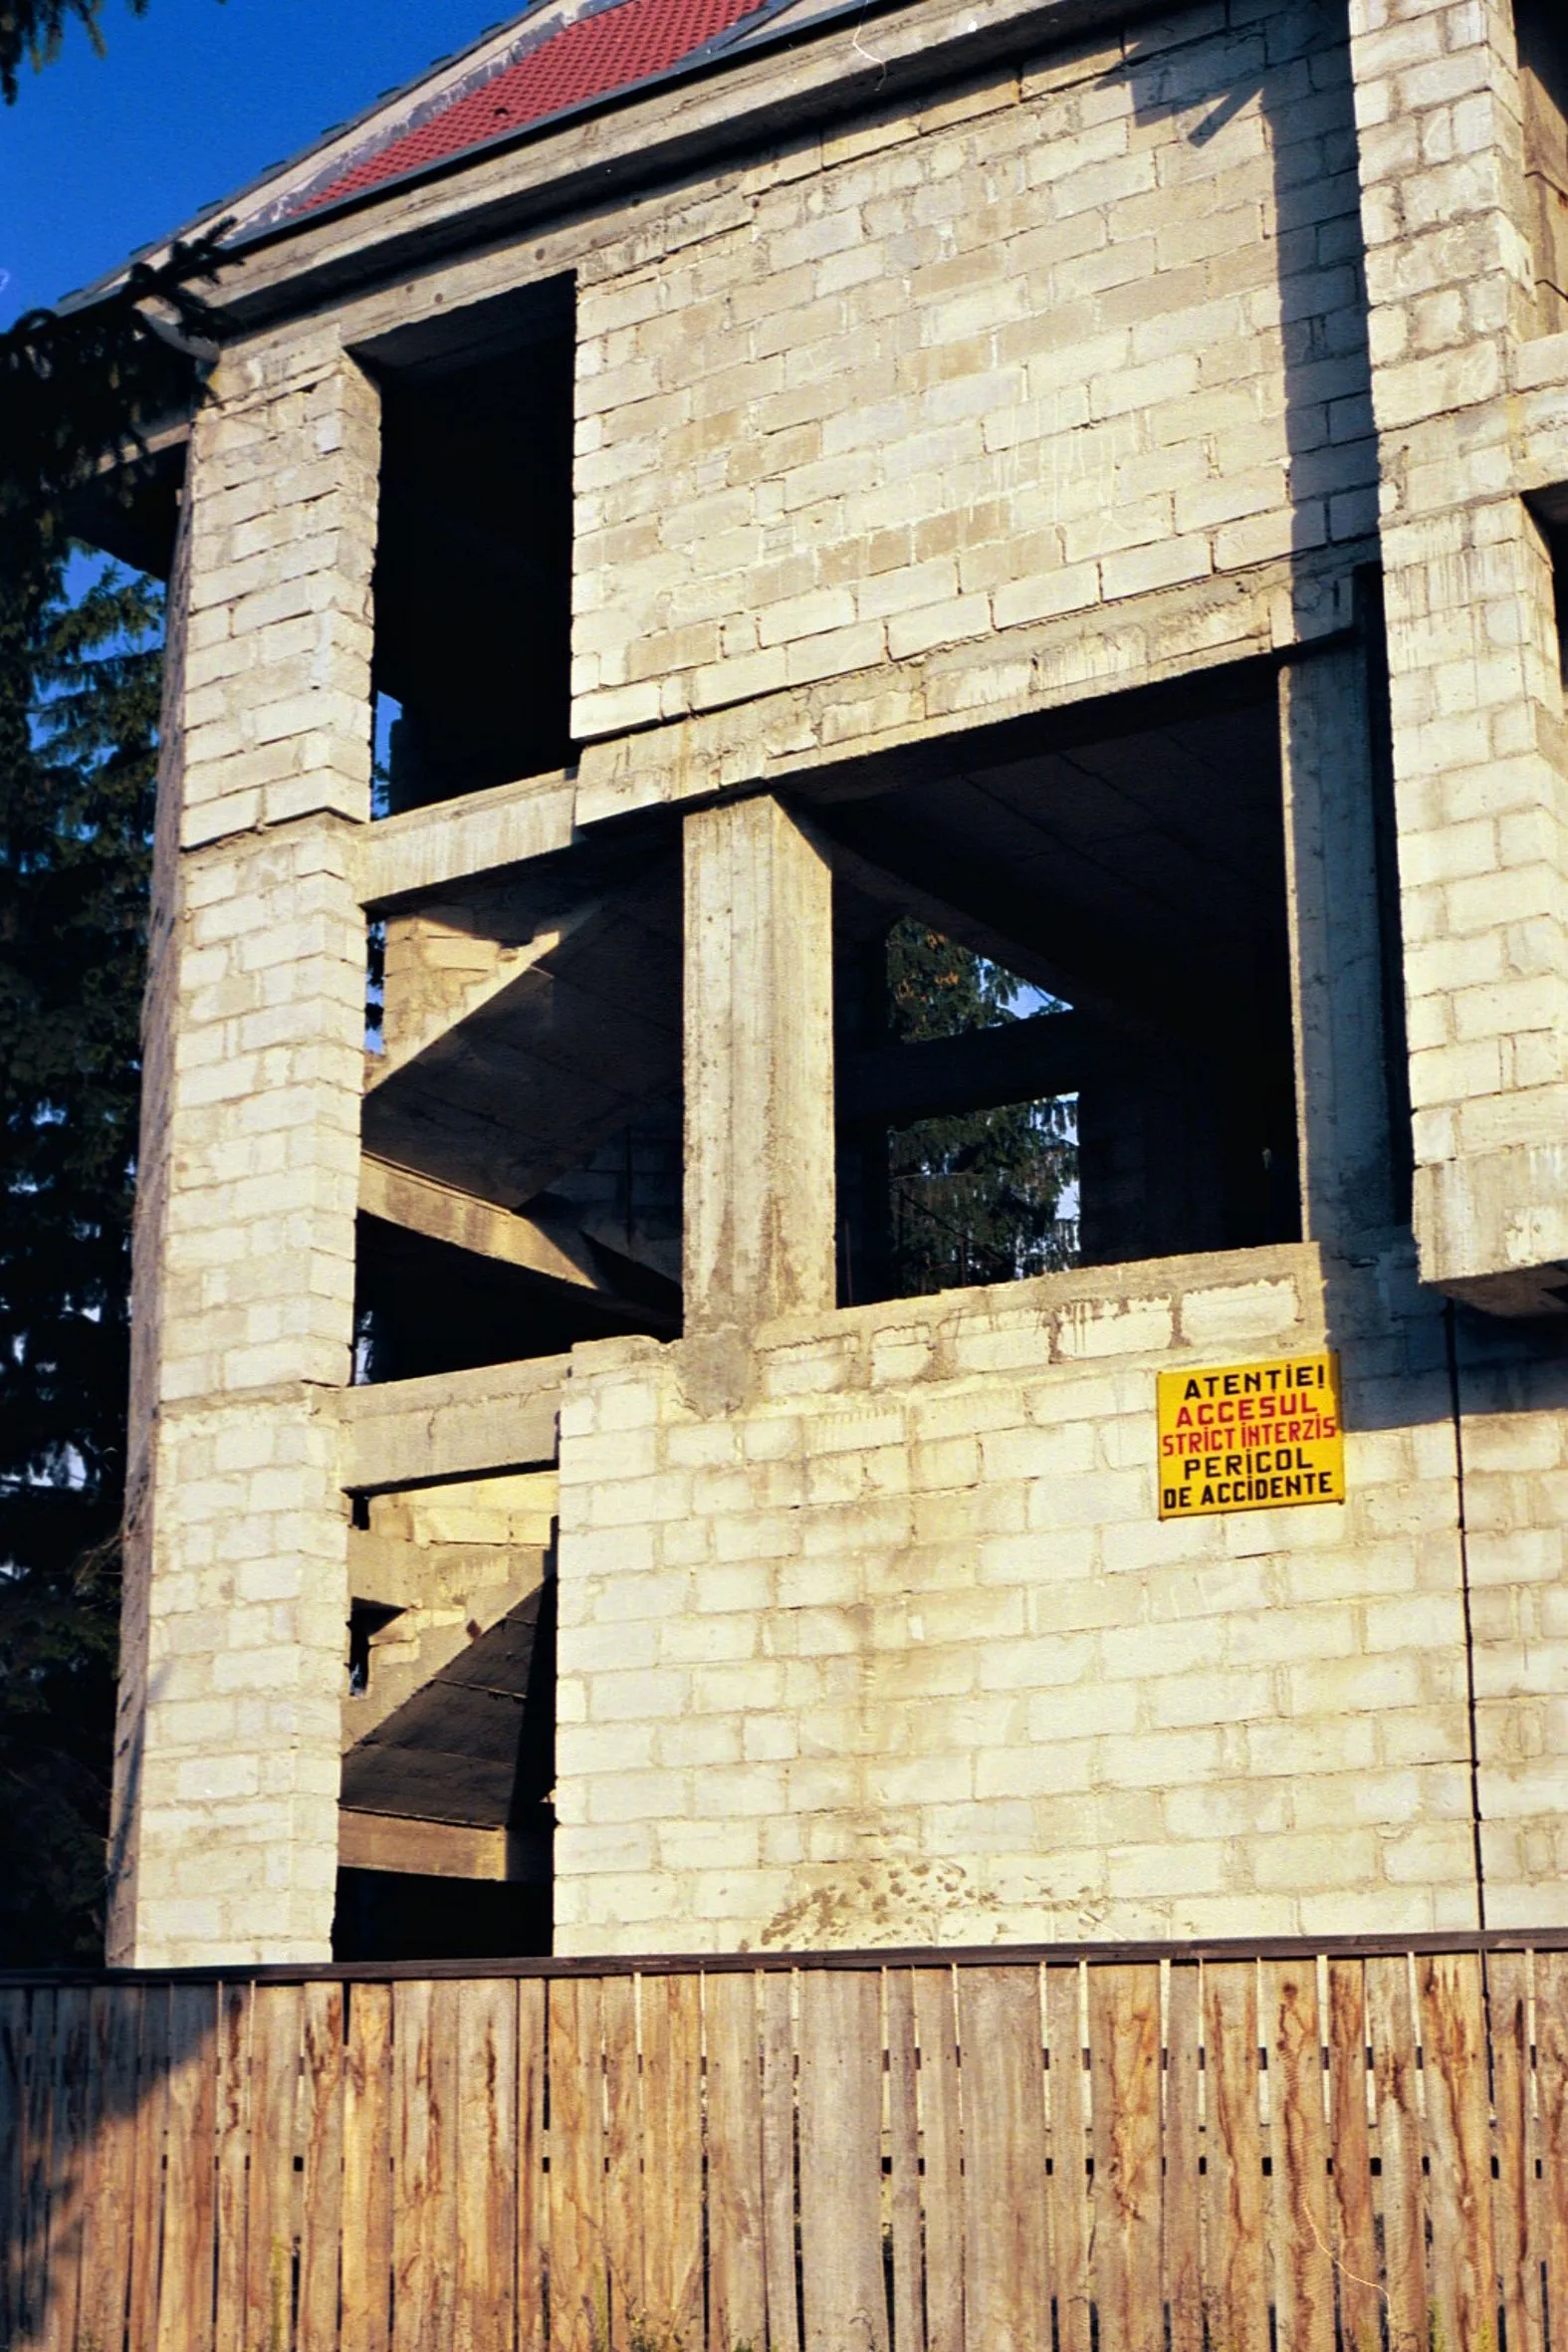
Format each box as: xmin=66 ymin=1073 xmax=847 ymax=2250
xmin=840 ymin=1010 xmax=1086 ymax=1126
xmin=339 ymin=1356 xmax=568 ymax=1494
xmin=354 ymin=768 xmax=576 ymax=908
xmin=684 ymin=795 xmax=836 ymax=1327
xmin=359 ymin=1155 xmax=678 ymax=1328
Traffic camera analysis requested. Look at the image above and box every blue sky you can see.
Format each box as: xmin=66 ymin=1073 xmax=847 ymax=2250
xmin=0 ymin=0 xmax=518 ymax=327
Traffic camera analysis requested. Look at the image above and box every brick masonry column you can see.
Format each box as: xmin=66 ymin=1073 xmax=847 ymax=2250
xmin=1349 ymin=0 xmax=1568 ymax=1309
xmin=682 ymin=794 xmax=835 ymax=1330
xmin=108 ymin=335 xmax=378 ymax=1966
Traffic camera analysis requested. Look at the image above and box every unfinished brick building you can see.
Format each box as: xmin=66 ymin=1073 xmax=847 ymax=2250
xmin=75 ymin=0 xmax=1568 ymax=1969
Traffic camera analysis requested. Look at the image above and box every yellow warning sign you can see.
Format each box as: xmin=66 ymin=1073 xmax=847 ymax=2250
xmin=1157 ymin=1351 xmax=1344 ymax=1519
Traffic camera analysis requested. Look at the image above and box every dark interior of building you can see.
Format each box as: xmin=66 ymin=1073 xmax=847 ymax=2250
xmin=355 ymin=660 xmax=1303 ymax=1383
xmin=365 ymin=273 xmax=577 ymax=806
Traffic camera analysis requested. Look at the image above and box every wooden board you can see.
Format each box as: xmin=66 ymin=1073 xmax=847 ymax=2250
xmin=1535 ymin=1950 xmax=1568 ymax=2352
xmin=1162 ymin=1964 xmax=1202 ymax=2352
xmin=1486 ymin=1952 xmax=1541 ymax=2352
xmin=640 ymin=1974 xmax=703 ymax=2350
xmin=601 ymin=1972 xmax=643 ymax=2350
xmin=41 ymin=1986 xmax=93 ymax=2352
xmin=76 ymin=1985 xmax=142 ymax=2352
xmin=958 ymin=1965 xmax=1047 ymax=2352
xmin=797 ymin=1969 xmax=887 ymax=2352
xmin=455 ymin=1978 xmax=518 ymax=2352
xmin=341 ymin=1982 xmax=394 ymax=2352
xmin=20 ymin=1989 xmax=55 ymax=2344
xmin=759 ymin=1970 xmax=800 ymax=2352
xmin=1325 ymin=1961 xmax=1379 ymax=2352
xmin=1366 ymin=1955 xmax=1426 ymax=2352
xmin=707 ymin=1970 xmax=767 ymax=2352
xmin=156 ymin=1984 xmax=217 ymax=2352
xmin=1203 ymin=1963 xmax=1268 ymax=2352
xmin=213 ymin=1984 xmax=253 ymax=2352
xmin=246 ymin=1985 xmax=302 ymax=2352
xmin=393 ymin=1980 xmax=458 ymax=2352
xmin=913 ymin=1970 xmax=962 ymax=2352
xmin=883 ymin=1972 xmax=922 ymax=2352
xmin=0 ymin=1988 xmax=27 ymax=2351
xmin=126 ymin=1983 xmax=171 ymax=2352
xmin=1263 ymin=1960 xmax=1333 ymax=2352
xmin=516 ymin=1978 xmax=548 ymax=2352
xmin=548 ymin=1975 xmax=605 ymax=2352
xmin=1087 ymin=1966 xmax=1163 ymax=2352
xmin=1417 ymin=1952 xmax=1495 ymax=2352
xmin=298 ymin=1983 xmax=346 ymax=2352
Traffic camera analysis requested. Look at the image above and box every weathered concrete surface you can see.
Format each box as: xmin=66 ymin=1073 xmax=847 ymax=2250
xmin=683 ymin=795 xmax=836 ymax=1330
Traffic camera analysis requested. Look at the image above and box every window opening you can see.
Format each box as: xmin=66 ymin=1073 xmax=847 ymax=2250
xmin=361 ymin=277 xmax=576 ymax=812
xmin=825 ymin=673 xmax=1300 ymax=1301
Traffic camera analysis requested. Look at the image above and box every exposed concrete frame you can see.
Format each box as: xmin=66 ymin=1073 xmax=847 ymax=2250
xmin=339 ymin=1356 xmax=567 ymax=1494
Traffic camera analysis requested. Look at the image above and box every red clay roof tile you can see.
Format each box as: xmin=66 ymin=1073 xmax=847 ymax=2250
xmin=299 ymin=0 xmax=773 ymax=214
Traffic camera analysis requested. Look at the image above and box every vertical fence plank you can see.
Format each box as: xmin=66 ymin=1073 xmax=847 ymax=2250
xmin=341 ymin=1983 xmax=393 ymax=2352
xmin=77 ymin=1985 xmax=141 ymax=2352
xmin=1045 ymin=1965 xmax=1090 ymax=2352
xmin=0 ymin=1989 xmax=27 ymax=2352
xmin=708 ymin=1972 xmax=767 ymax=2352
xmin=455 ymin=1979 xmax=518 ymax=2352
xmin=884 ymin=1973 xmax=921 ymax=2352
xmin=20 ymin=1989 xmax=56 ymax=2345
xmin=913 ymin=1970 xmax=962 ymax=2352
xmin=392 ymin=1982 xmax=458 ymax=2352
xmin=1536 ymin=1950 xmax=1568 ymax=2352
xmin=41 ymin=1987 xmax=93 ymax=2352
xmin=1163 ymin=1964 xmax=1202 ymax=2352
xmin=549 ymin=1975 xmax=605 ymax=2352
xmin=392 ymin=1981 xmax=435 ymax=2352
xmin=246 ymin=1985 xmax=302 ymax=2352
xmin=156 ymin=1983 xmax=218 ymax=2352
xmin=1367 ymin=1955 xmax=1425 ymax=2352
xmin=958 ymin=1966 xmax=1046 ymax=2352
xmin=1325 ymin=1961 xmax=1379 ymax=2352
xmin=126 ymin=1983 xmax=171 ymax=2352
xmin=1418 ymin=1952 xmax=1495 ymax=2352
xmin=1088 ymin=1965 xmax=1163 ymax=2352
xmin=1203 ymin=1963 xmax=1268 ymax=2352
xmin=797 ymin=1969 xmax=887 ymax=2352
xmin=1489 ymin=1952 xmax=1542 ymax=2352
xmin=213 ymin=1984 xmax=253 ymax=2352
xmin=299 ymin=1983 xmax=346 ymax=2352
xmin=516 ymin=1979 xmax=547 ymax=2352
xmin=641 ymin=1975 xmax=704 ymax=2350
xmin=601 ymin=1974 xmax=642 ymax=2351
xmin=1264 ymin=1959 xmax=1333 ymax=2352
xmin=759 ymin=1971 xmax=800 ymax=2352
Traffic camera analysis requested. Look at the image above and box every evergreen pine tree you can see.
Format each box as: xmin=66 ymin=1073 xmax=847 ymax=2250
xmin=0 ymin=538 xmax=160 ymax=1959
xmin=886 ymin=919 xmax=1078 ymax=1296
xmin=2 ymin=0 xmax=149 ymax=103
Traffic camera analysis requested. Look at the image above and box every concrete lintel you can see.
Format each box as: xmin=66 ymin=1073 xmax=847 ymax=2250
xmin=339 ymin=1355 xmax=568 ymax=1493
xmin=354 ymin=769 xmax=577 ymax=908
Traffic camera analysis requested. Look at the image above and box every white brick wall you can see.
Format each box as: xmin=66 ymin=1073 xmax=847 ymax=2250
xmin=570 ymin=0 xmax=1377 ymax=738
xmin=555 ymin=1240 xmax=1568 ymax=1953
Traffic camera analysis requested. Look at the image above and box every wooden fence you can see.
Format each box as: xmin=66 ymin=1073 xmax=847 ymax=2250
xmin=4 ymin=1937 xmax=1568 ymax=2352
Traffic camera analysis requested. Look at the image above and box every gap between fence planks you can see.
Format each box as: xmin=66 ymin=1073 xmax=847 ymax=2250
xmin=3 ymin=1944 xmax=1568 ymax=2351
